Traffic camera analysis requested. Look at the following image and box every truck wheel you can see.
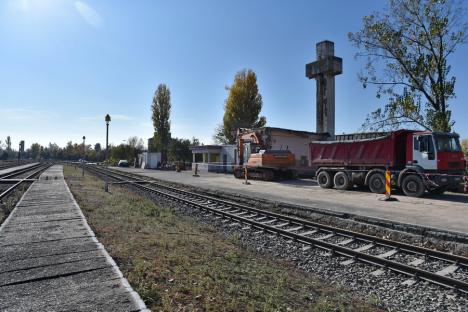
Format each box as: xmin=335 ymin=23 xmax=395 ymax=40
xmin=334 ymin=171 xmax=351 ymax=190
xmin=402 ymin=175 xmax=425 ymax=197
xmin=368 ymin=173 xmax=385 ymax=194
xmin=317 ymin=171 xmax=333 ymax=188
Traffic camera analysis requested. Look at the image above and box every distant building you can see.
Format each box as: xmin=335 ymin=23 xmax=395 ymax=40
xmin=190 ymin=145 xmax=236 ymax=173
xmin=236 ymin=127 xmax=326 ymax=168
xmin=138 ymin=152 xmax=161 ymax=169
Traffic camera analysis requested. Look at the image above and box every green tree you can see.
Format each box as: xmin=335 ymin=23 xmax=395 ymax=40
xmin=6 ymin=136 xmax=11 ymax=151
xmin=215 ymin=69 xmax=266 ymax=144
xmin=30 ymin=143 xmax=42 ymax=160
xmin=168 ymin=138 xmax=192 ymax=162
xmin=151 ymin=84 xmax=172 ymax=162
xmin=349 ymin=0 xmax=467 ymax=132
xmin=191 ymin=136 xmax=200 ymax=146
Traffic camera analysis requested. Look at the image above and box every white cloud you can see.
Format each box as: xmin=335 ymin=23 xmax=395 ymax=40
xmin=75 ymin=1 xmax=102 ymax=28
xmin=0 ymin=107 xmax=58 ymax=121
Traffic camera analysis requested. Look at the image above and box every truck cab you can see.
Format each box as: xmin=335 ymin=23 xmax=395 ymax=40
xmin=409 ymin=131 xmax=465 ymax=191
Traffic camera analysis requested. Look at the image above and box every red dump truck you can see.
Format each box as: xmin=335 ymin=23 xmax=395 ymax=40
xmin=309 ymin=129 xmax=466 ymax=197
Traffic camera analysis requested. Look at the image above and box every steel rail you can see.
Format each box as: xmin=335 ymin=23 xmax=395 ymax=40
xmin=0 ymin=163 xmax=53 ymax=200
xmin=86 ymin=165 xmax=468 ymax=293
xmin=0 ymin=163 xmax=43 ymax=180
xmin=94 ymin=166 xmax=468 ymax=267
xmin=0 ymin=160 xmax=31 ymax=170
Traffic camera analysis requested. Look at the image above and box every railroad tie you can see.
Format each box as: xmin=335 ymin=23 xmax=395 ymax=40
xmin=401 ymin=278 xmax=418 ymax=287
xmin=376 ymin=249 xmax=398 ymax=259
xmin=340 ymin=259 xmax=356 ymax=266
xmin=408 ymin=258 xmax=425 ymax=266
xmin=260 ymin=219 xmax=277 ymax=225
xmin=317 ymin=233 xmax=335 ymax=240
xmin=285 ymin=225 xmax=304 ymax=233
xmin=273 ymin=222 xmax=290 ymax=228
xmin=340 ymin=244 xmax=374 ymax=266
xmin=435 ymin=264 xmax=459 ymax=277
xmin=354 ymin=243 xmax=374 ymax=252
xmin=300 ymin=230 xmax=318 ymax=236
xmin=337 ymin=238 xmax=354 ymax=246
xmin=370 ymin=269 xmax=386 ymax=277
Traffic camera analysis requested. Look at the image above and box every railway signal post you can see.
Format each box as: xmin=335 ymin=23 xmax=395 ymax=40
xmin=82 ymin=136 xmax=86 ymax=177
xmin=104 ymin=114 xmax=111 ymax=192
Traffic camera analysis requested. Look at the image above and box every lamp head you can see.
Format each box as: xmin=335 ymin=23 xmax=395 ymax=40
xmin=105 ymin=114 xmax=111 ymax=124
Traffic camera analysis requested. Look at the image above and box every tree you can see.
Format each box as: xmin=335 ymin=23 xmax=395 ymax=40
xmin=168 ymin=138 xmax=192 ymax=162
xmin=30 ymin=143 xmax=42 ymax=160
xmin=349 ymin=0 xmax=467 ymax=132
xmin=94 ymin=143 xmax=102 ymax=152
xmin=191 ymin=137 xmax=200 ymax=146
xmin=6 ymin=136 xmax=11 ymax=151
xmin=127 ymin=136 xmax=144 ymax=151
xmin=151 ymin=84 xmax=171 ymax=162
xmin=462 ymin=138 xmax=468 ymax=155
xmin=215 ymin=69 xmax=266 ymax=144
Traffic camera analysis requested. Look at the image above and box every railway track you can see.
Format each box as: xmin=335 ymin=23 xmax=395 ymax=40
xmin=0 ymin=163 xmax=52 ymax=200
xmin=85 ymin=165 xmax=468 ymax=294
xmin=0 ymin=160 xmax=32 ymax=171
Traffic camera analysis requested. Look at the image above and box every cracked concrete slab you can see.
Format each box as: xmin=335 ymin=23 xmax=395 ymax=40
xmin=0 ymin=165 xmax=148 ymax=311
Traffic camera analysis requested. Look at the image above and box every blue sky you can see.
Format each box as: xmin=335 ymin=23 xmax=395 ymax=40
xmin=1 ymin=0 xmax=467 ymax=149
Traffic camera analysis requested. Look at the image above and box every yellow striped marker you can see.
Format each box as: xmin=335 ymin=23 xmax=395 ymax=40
xmin=385 ymin=169 xmax=391 ymax=199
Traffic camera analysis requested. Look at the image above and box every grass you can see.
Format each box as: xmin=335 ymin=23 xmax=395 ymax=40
xmin=0 ymin=183 xmax=30 ymax=225
xmin=64 ymin=165 xmax=382 ymax=312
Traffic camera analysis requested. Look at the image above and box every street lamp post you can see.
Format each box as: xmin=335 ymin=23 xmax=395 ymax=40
xmin=82 ymin=136 xmax=86 ymax=177
xmin=104 ymin=114 xmax=111 ymax=192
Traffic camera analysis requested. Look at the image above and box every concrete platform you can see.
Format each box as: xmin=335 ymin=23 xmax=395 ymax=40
xmin=114 ymin=167 xmax=468 ymax=235
xmin=0 ymin=162 xmax=38 ymax=176
xmin=0 ymin=165 xmax=148 ymax=312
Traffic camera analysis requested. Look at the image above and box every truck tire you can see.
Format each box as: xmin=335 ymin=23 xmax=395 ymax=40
xmin=317 ymin=171 xmax=333 ymax=188
xmin=334 ymin=171 xmax=351 ymax=190
xmin=368 ymin=173 xmax=385 ymax=194
xmin=402 ymin=175 xmax=425 ymax=197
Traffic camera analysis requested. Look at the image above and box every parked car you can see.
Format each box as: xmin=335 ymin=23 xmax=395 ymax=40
xmin=118 ymin=160 xmax=129 ymax=167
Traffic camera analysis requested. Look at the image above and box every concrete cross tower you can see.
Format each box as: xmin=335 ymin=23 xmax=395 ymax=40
xmin=306 ymin=40 xmax=342 ymax=139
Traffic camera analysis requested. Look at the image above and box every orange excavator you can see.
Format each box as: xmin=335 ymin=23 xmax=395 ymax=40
xmin=233 ymin=128 xmax=297 ymax=181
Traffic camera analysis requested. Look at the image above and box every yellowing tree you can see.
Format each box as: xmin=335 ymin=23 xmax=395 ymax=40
xmin=461 ymin=138 xmax=468 ymax=155
xmin=215 ymin=69 xmax=266 ymax=144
